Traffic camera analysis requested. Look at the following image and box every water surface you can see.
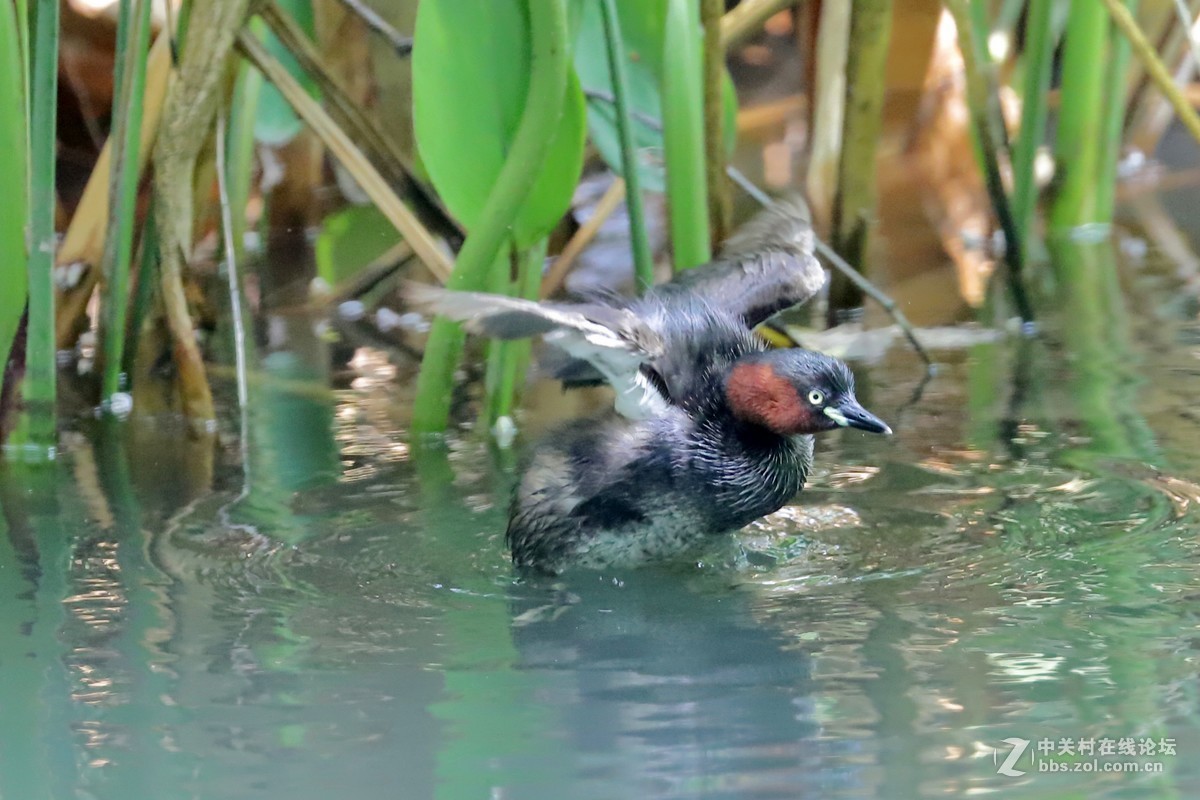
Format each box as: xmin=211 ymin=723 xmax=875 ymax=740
xmin=2 ymin=235 xmax=1200 ymax=800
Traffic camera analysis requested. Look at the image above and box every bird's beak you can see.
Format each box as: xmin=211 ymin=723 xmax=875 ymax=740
xmin=824 ymin=399 xmax=892 ymax=435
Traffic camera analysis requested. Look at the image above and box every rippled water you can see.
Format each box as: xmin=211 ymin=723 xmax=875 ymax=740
xmin=3 ymin=236 xmax=1200 ymax=799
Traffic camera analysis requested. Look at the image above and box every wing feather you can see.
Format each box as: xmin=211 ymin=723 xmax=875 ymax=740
xmin=404 ymin=283 xmax=669 ymax=420
xmin=658 ymin=195 xmax=825 ymax=328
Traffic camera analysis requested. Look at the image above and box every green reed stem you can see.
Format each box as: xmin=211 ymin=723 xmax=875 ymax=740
xmin=829 ymin=0 xmax=892 ymax=316
xmin=411 ymin=0 xmax=570 ymax=433
xmin=227 ymin=57 xmax=264 ymax=267
xmin=701 ymin=0 xmax=729 ymax=246
xmin=1050 ymin=0 xmax=1109 ymax=231
xmin=485 ymin=240 xmax=546 ymax=430
xmin=662 ymin=0 xmax=711 ymax=270
xmin=122 ymin=208 xmax=160 ymax=381
xmin=598 ymin=0 xmax=653 ymax=291
xmin=1012 ymin=0 xmax=1054 ymax=256
xmin=22 ymin=0 xmax=61 ymax=444
xmin=1095 ymin=0 xmax=1139 ymax=223
xmin=483 ymin=251 xmax=510 ymax=427
xmin=947 ymin=0 xmax=1032 ymax=321
xmin=0 ymin=0 xmax=28 ymax=395
xmin=14 ymin=0 xmax=28 ymax=114
xmin=967 ymin=0 xmax=1011 ymax=153
xmin=100 ymin=0 xmax=154 ymax=407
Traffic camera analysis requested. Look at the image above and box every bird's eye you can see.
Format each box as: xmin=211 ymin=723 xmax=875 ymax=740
xmin=807 ymin=389 xmax=824 ymax=405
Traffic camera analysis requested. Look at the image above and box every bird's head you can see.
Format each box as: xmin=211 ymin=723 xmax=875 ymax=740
xmin=723 ymin=350 xmax=891 ymax=436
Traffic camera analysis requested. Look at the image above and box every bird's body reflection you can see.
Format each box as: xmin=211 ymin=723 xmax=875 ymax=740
xmin=503 ymin=569 xmax=867 ymax=798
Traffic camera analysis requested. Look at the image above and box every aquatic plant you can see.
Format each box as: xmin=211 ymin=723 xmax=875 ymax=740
xmin=3 ymin=0 xmax=1200 ymax=449
xmin=0 ymin=0 xmax=29 ymax=434
xmin=408 ymin=0 xmax=581 ymax=434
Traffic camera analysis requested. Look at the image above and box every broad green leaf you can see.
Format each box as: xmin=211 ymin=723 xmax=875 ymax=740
xmin=253 ymin=3 xmax=319 ymax=146
xmin=412 ymin=0 xmax=586 ymax=249
xmin=573 ymin=0 xmax=737 ymax=193
xmin=0 ymin=0 xmax=28 ymax=377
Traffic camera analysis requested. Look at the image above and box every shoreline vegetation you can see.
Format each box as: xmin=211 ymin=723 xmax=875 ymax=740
xmin=3 ymin=0 xmax=1200 ymax=457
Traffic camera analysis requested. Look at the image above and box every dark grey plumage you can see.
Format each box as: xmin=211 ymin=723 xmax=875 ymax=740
xmin=504 ymin=295 xmax=816 ymax=571
xmin=406 ymin=197 xmax=888 ymax=574
xmin=656 ymin=195 xmax=824 ymax=329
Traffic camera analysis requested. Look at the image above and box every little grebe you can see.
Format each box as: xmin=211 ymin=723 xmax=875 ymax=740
xmin=410 ymin=198 xmax=890 ymax=573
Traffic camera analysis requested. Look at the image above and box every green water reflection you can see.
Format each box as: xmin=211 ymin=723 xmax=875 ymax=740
xmin=2 ymin=237 xmax=1200 ymax=799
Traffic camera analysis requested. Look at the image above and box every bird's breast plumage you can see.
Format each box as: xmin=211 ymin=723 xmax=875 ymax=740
xmin=506 ymin=408 xmax=812 ymax=573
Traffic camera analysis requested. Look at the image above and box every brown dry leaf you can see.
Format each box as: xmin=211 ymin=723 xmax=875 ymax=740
xmin=154 ymin=0 xmax=254 ymax=423
xmin=55 ymin=30 xmax=173 ymax=349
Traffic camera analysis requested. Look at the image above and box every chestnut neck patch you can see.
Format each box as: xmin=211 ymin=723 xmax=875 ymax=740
xmin=725 ymin=362 xmax=814 ymax=434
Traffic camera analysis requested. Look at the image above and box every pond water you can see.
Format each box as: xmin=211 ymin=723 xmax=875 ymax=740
xmin=4 ymin=227 xmax=1200 ymax=800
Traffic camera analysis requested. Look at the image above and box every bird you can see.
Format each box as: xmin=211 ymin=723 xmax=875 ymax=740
xmin=408 ymin=197 xmax=891 ymax=574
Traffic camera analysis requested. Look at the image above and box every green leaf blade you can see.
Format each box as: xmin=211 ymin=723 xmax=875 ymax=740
xmin=0 ymin=0 xmax=28 ymax=383
xmin=413 ymin=0 xmax=585 ymax=249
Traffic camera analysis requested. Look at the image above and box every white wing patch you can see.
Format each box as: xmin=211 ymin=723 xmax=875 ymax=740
xmin=545 ymin=330 xmax=670 ymax=420
xmin=405 ymin=283 xmax=671 ymax=421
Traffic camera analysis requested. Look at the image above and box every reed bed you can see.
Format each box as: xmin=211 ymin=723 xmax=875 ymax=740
xmin=2 ymin=0 xmax=1199 ymax=450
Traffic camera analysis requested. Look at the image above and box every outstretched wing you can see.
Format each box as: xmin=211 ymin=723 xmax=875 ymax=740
xmin=657 ymin=195 xmax=825 ymax=329
xmin=405 ymin=284 xmax=670 ymax=420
